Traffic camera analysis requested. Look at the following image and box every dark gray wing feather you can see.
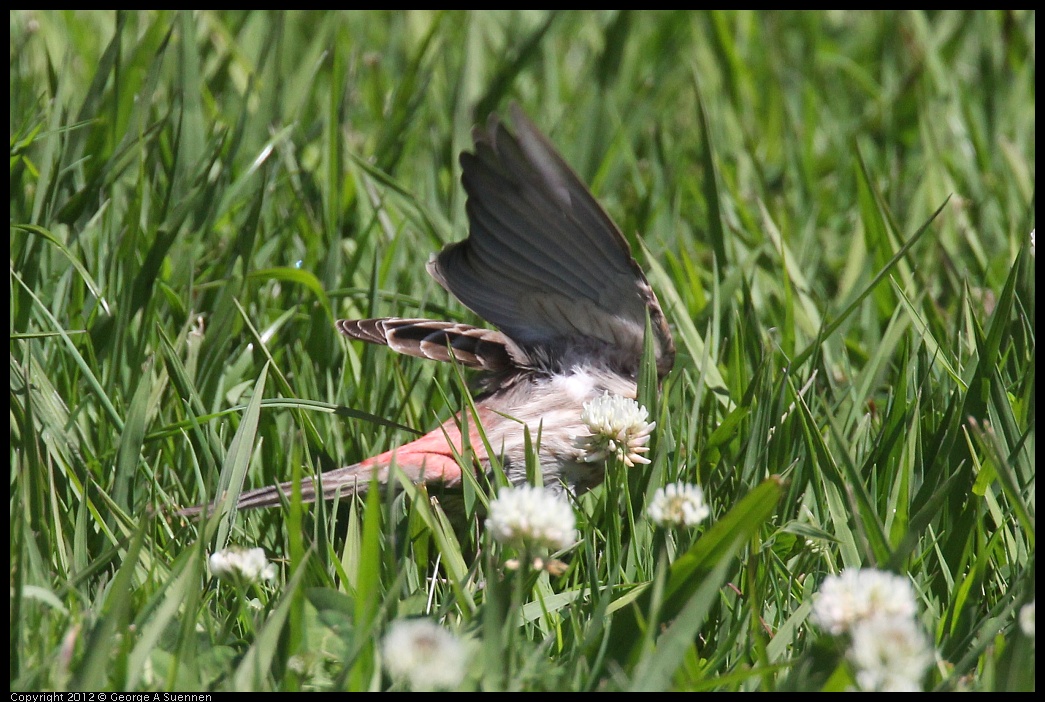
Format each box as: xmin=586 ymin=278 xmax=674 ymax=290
xmin=426 ymin=104 xmax=674 ymax=376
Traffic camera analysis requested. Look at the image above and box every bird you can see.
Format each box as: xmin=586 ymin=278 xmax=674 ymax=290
xmin=181 ymin=104 xmax=674 ymax=517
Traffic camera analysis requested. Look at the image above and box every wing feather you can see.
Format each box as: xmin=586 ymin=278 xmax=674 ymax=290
xmin=427 ymin=104 xmax=674 ymax=376
xmin=337 ymin=318 xmax=521 ymax=372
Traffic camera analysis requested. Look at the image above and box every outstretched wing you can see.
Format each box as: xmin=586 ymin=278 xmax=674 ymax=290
xmin=427 ymin=104 xmax=674 ymax=377
xmin=337 ymin=318 xmax=523 ymax=372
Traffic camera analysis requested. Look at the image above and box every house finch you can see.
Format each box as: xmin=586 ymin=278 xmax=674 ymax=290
xmin=182 ymin=105 xmax=674 ymax=516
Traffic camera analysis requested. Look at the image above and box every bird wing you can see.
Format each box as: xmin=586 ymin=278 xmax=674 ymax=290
xmin=336 ymin=318 xmax=522 ymax=372
xmin=426 ymin=104 xmax=675 ymax=377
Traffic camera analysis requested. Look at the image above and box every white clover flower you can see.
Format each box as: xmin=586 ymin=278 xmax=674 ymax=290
xmin=848 ymin=615 xmax=933 ymax=692
xmin=208 ymin=546 xmax=277 ymax=583
xmin=811 ymin=568 xmax=918 ymax=636
xmin=579 ymin=392 xmax=655 ymax=467
xmin=1019 ymin=600 xmax=1034 ymax=640
xmin=647 ymin=482 xmax=710 ymax=528
xmin=287 ymin=653 xmax=310 ymax=676
xmin=381 ymin=619 xmax=467 ymax=690
xmin=487 ymin=485 xmax=577 ymax=552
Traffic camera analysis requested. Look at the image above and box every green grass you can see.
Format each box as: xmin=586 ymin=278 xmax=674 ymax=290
xmin=10 ymin=10 xmax=1035 ymax=692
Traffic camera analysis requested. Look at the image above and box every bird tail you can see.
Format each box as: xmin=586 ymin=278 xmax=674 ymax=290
xmin=176 ymin=461 xmax=377 ymax=517
xmin=176 ymin=421 xmax=474 ymax=518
